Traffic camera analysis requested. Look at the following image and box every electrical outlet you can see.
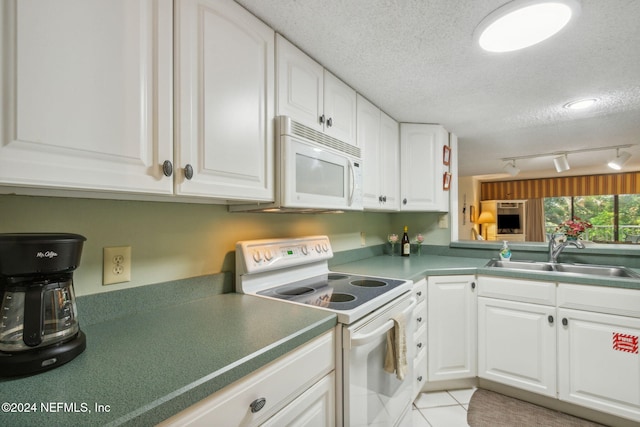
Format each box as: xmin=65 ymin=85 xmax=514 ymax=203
xmin=103 ymin=246 xmax=131 ymax=285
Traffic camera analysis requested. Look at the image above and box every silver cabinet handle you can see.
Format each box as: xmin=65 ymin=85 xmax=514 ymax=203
xmin=184 ymin=164 xmax=194 ymax=180
xmin=162 ymin=160 xmax=173 ymax=177
xmin=250 ymin=397 xmax=266 ymax=413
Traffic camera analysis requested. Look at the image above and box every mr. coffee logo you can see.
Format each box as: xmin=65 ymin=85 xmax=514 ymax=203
xmin=36 ymin=251 xmax=58 ymax=259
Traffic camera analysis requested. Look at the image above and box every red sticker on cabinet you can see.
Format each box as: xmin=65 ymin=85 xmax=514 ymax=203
xmin=613 ymin=332 xmax=638 ymax=354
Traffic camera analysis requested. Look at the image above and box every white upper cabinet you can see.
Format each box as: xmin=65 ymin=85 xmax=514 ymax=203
xmin=0 ymin=0 xmax=174 ymax=195
xmin=175 ymin=0 xmax=274 ymax=201
xmin=357 ymin=95 xmax=399 ymax=211
xmin=399 ymin=123 xmax=450 ymax=212
xmin=276 ymin=34 xmax=357 ymax=147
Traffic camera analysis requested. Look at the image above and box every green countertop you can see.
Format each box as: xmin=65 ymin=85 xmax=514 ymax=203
xmin=0 ymin=293 xmax=336 ymax=427
xmin=332 ymin=254 xmax=640 ymax=289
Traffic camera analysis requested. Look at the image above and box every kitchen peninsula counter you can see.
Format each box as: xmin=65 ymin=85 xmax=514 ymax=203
xmin=0 ymin=292 xmax=337 ymax=426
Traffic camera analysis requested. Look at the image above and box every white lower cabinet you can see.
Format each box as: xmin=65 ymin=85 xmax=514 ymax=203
xmin=478 ymin=276 xmax=640 ymax=423
xmin=478 ymin=297 xmax=557 ymax=397
xmin=478 ymin=276 xmax=557 ymax=397
xmin=558 ymin=284 xmax=640 ymax=422
xmin=427 ymin=275 xmax=477 ymax=382
xmin=159 ymin=331 xmax=335 ymax=427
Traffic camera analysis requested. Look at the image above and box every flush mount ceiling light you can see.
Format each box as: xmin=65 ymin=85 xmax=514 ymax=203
xmin=503 ymin=160 xmax=521 ymax=176
xmin=608 ymin=148 xmax=632 ymax=170
xmin=474 ymin=0 xmax=581 ymax=53
xmin=564 ymin=98 xmax=598 ymax=110
xmin=553 ymin=154 xmax=571 ymax=172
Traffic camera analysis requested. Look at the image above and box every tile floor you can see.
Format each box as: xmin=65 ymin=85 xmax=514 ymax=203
xmin=412 ymin=388 xmax=476 ymax=427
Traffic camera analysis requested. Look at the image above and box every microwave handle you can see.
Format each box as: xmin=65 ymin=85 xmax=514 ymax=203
xmin=348 ymin=160 xmax=355 ymax=206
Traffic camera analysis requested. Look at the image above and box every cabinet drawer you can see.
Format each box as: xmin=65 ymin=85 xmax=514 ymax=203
xmin=413 ymin=278 xmax=427 ymax=303
xmin=414 ymin=323 xmax=427 ymax=357
xmin=478 ymin=276 xmax=555 ymax=305
xmin=413 ymin=300 xmax=426 ymax=332
xmin=558 ymin=283 xmax=640 ymax=318
xmin=159 ymin=331 xmax=335 ymax=426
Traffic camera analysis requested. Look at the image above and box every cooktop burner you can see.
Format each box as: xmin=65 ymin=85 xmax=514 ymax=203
xmin=257 ymin=273 xmax=406 ymax=311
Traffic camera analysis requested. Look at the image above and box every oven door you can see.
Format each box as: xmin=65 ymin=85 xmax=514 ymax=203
xmin=343 ymin=294 xmax=416 ymax=427
xmin=281 ymin=136 xmax=362 ymax=211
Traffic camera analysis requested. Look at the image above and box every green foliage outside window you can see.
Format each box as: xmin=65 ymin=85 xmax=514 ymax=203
xmin=544 ymin=194 xmax=640 ymax=242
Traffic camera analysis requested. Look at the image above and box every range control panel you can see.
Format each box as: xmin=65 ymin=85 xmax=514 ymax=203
xmin=236 ymin=236 xmax=333 ymax=274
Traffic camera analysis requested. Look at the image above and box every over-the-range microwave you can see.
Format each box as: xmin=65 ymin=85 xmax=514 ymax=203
xmin=230 ymin=116 xmax=363 ymax=213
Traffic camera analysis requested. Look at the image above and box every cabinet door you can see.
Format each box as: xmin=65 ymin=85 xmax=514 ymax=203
xmin=427 ymin=275 xmax=477 ymax=381
xmin=399 ymin=123 xmax=449 ymax=212
xmin=478 ymin=297 xmax=556 ymax=397
xmin=0 ymin=0 xmax=173 ymax=194
xmin=323 ymin=71 xmax=357 ymax=146
xmin=276 ymin=34 xmax=324 ymax=133
xmin=176 ymin=0 xmax=274 ymax=201
xmin=379 ymin=112 xmax=400 ymax=211
xmin=262 ymin=373 xmax=335 ymax=427
xmin=558 ymin=308 xmax=640 ymax=422
xmin=357 ymin=95 xmax=382 ymax=209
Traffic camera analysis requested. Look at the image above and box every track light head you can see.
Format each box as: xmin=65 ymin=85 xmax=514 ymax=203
xmin=608 ymin=149 xmax=631 ymax=170
xmin=503 ymin=160 xmax=520 ymax=176
xmin=553 ymin=154 xmax=570 ymax=173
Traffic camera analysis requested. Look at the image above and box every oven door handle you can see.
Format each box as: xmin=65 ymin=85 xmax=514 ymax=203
xmin=350 ymin=298 xmax=416 ymax=348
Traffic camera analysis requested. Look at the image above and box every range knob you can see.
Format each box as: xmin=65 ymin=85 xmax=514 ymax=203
xmin=315 ymin=244 xmax=322 ymax=253
xmin=264 ymin=249 xmax=274 ymax=261
xmin=252 ymin=250 xmax=262 ymax=263
xmin=321 ymin=243 xmax=329 ymax=252
xmin=301 ymin=245 xmax=309 ymax=255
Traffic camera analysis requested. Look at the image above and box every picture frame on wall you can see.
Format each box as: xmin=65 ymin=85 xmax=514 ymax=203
xmin=443 ymin=172 xmax=451 ymax=190
xmin=443 ymin=145 xmax=451 ymax=166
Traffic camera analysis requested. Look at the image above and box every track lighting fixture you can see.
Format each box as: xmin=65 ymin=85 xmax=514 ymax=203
xmin=553 ymin=154 xmax=570 ymax=173
xmin=608 ymin=148 xmax=632 ymax=170
xmin=503 ymin=160 xmax=520 ymax=176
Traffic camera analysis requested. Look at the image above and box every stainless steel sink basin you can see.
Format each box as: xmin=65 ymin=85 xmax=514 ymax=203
xmin=487 ymin=260 xmax=555 ymax=272
xmin=485 ymin=259 xmax=640 ymax=279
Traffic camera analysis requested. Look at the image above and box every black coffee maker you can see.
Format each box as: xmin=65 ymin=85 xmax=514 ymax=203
xmin=0 ymin=233 xmax=87 ymax=376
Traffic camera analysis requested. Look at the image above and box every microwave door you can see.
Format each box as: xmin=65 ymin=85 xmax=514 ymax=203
xmin=281 ymin=137 xmax=354 ymax=210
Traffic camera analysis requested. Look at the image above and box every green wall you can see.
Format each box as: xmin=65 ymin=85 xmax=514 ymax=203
xmin=1 ymin=195 xmax=450 ymax=295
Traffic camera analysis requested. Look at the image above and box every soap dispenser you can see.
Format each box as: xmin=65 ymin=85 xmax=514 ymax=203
xmin=499 ymin=240 xmax=512 ymax=261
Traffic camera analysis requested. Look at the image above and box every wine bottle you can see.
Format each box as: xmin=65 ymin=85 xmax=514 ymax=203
xmin=401 ymin=226 xmax=410 ymax=257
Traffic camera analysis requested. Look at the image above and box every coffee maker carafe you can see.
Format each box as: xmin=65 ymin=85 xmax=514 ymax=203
xmin=0 ymin=233 xmax=87 ymax=376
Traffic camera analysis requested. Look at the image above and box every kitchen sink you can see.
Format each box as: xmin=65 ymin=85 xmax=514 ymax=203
xmin=485 ymin=259 xmax=640 ymax=279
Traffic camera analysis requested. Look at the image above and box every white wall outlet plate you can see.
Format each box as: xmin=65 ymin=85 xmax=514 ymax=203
xmin=103 ymin=246 xmax=131 ymax=285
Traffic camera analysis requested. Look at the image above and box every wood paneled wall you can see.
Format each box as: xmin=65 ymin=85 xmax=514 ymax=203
xmin=481 ymin=172 xmax=640 ymax=200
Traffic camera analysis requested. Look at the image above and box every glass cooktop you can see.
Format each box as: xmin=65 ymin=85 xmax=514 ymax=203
xmin=257 ymin=273 xmax=407 ymax=311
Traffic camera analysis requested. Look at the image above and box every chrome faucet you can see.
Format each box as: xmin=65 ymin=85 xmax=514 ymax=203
xmin=547 ymin=233 xmax=585 ymax=263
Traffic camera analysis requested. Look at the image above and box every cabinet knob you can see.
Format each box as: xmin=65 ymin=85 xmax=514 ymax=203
xmin=403 ymin=198 xmax=407 ymax=205
xmin=471 ymin=282 xmax=476 ymax=289
xmin=319 ymin=114 xmax=325 ymax=124
xmin=417 ymin=342 xmax=423 ymax=349
xmin=162 ymin=160 xmax=173 ymax=177
xmin=417 ymin=317 xmax=423 ymax=323
xmin=416 ymin=291 xmax=422 ymax=297
xmin=379 ymin=195 xmax=383 ymax=202
xmin=562 ymin=318 xmax=568 ymax=326
xmin=548 ymin=315 xmax=554 ymax=324
xmin=382 ymin=195 xmax=387 ymax=202
xmin=184 ymin=164 xmax=194 ymax=180
xmin=417 ymin=376 xmax=423 ymax=382
xmin=249 ymin=397 xmax=266 ymax=413
xmin=326 ymin=117 xmax=333 ymax=127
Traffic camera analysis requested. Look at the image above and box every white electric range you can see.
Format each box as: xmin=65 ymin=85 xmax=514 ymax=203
xmin=236 ymin=235 xmax=415 ymax=427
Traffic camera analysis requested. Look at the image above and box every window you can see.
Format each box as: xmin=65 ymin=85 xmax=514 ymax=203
xmin=544 ymin=194 xmax=640 ymax=242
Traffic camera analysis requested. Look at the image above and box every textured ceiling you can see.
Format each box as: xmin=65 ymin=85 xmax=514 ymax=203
xmin=235 ymin=0 xmax=640 ymax=179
